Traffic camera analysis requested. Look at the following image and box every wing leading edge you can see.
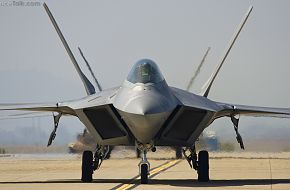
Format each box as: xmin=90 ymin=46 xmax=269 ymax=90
xmin=0 ymin=103 xmax=75 ymax=115
xmin=215 ymin=102 xmax=290 ymax=119
xmin=0 ymin=86 xmax=120 ymax=115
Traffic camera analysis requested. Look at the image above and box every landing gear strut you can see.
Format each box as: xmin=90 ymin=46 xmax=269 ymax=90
xmin=139 ymin=150 xmax=150 ymax=184
xmin=230 ymin=112 xmax=245 ymax=149
xmin=182 ymin=146 xmax=198 ymax=170
xmin=183 ymin=146 xmax=209 ymax=182
xmin=136 ymin=142 xmax=154 ymax=184
xmin=92 ymin=145 xmax=110 ymax=170
xmin=47 ymin=113 xmax=62 ymax=147
xmin=81 ymin=145 xmax=110 ymax=183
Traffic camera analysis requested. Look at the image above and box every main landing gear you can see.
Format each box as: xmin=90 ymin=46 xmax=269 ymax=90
xmin=82 ymin=150 xmax=93 ymax=182
xmin=81 ymin=145 xmax=110 ymax=183
xmin=183 ymin=146 xmax=209 ymax=182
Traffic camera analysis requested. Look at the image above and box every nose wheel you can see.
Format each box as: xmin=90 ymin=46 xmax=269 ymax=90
xmin=137 ymin=146 xmax=150 ymax=184
xmin=138 ymin=149 xmax=150 ymax=184
xmin=140 ymin=162 xmax=149 ymax=184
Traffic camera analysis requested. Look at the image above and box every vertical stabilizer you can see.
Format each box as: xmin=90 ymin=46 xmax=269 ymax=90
xmin=186 ymin=47 xmax=211 ymax=92
xmin=201 ymin=6 xmax=253 ymax=97
xmin=43 ymin=3 xmax=95 ymax=95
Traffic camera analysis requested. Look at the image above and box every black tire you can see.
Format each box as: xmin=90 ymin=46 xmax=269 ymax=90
xmin=82 ymin=151 xmax=93 ymax=183
xmin=175 ymin=147 xmax=182 ymax=159
xmin=140 ymin=164 xmax=148 ymax=184
xmin=198 ymin=150 xmax=209 ymax=182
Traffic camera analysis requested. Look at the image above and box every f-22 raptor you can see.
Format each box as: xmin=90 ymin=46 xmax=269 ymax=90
xmin=1 ymin=4 xmax=290 ymax=184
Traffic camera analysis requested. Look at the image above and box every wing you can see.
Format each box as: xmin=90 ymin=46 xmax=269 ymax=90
xmin=214 ymin=102 xmax=290 ymax=150
xmin=163 ymin=87 xmax=290 ymax=147
xmin=170 ymin=87 xmax=221 ymax=111
xmin=66 ymin=87 xmax=132 ymax=145
xmin=0 ymin=112 xmax=52 ymax=120
xmin=0 ymin=86 xmax=120 ymax=115
xmin=0 ymin=87 xmax=130 ymax=146
xmin=0 ymin=87 xmax=132 ymax=146
xmin=155 ymin=87 xmax=220 ymax=146
xmin=0 ymin=102 xmax=75 ymax=115
xmin=215 ymin=102 xmax=290 ymax=118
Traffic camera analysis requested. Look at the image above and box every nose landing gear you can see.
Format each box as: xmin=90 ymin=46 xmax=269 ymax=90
xmin=136 ymin=142 xmax=154 ymax=184
xmin=139 ymin=150 xmax=150 ymax=184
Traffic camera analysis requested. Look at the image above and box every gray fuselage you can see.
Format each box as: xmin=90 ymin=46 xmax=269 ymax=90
xmin=74 ymin=59 xmax=221 ymax=147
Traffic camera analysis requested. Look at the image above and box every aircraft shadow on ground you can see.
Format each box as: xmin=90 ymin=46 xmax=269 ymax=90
xmin=149 ymin=179 xmax=290 ymax=187
xmin=0 ymin=178 xmax=290 ymax=187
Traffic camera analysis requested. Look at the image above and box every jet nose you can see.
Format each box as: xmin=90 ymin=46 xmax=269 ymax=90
xmin=138 ymin=96 xmax=158 ymax=115
xmin=116 ymin=94 xmax=175 ymax=143
xmin=113 ymin=84 xmax=179 ymax=143
xmin=126 ymin=94 xmax=173 ymax=115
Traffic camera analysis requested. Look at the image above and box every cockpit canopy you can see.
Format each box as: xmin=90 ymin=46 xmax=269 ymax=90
xmin=127 ymin=59 xmax=164 ymax=84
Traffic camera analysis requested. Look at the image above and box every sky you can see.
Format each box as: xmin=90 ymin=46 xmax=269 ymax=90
xmin=0 ymin=0 xmax=290 ymax=146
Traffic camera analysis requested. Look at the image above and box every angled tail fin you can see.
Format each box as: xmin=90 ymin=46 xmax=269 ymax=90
xmin=186 ymin=47 xmax=211 ymax=91
xmin=43 ymin=3 xmax=95 ymax=95
xmin=78 ymin=47 xmax=103 ymax=92
xmin=201 ymin=6 xmax=253 ymax=97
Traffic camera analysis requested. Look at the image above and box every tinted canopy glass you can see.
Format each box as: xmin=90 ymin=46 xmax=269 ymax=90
xmin=127 ymin=59 xmax=164 ymax=84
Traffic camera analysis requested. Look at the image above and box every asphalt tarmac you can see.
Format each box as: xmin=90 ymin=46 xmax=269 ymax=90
xmin=0 ymin=152 xmax=290 ymax=190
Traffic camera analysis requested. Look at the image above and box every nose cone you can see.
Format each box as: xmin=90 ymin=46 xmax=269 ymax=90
xmin=118 ymin=110 xmax=171 ymax=143
xmin=116 ymin=93 xmax=177 ymax=143
xmin=114 ymin=90 xmax=177 ymax=143
xmin=126 ymin=94 xmax=172 ymax=115
xmin=113 ymin=78 xmax=179 ymax=143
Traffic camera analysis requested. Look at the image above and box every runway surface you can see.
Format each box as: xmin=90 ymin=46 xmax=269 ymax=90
xmin=0 ymin=152 xmax=290 ymax=190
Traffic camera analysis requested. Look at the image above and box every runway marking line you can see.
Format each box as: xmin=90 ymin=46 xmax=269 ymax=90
xmin=113 ymin=159 xmax=180 ymax=190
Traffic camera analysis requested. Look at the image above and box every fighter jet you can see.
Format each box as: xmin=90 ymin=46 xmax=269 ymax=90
xmin=1 ymin=4 xmax=290 ymax=184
